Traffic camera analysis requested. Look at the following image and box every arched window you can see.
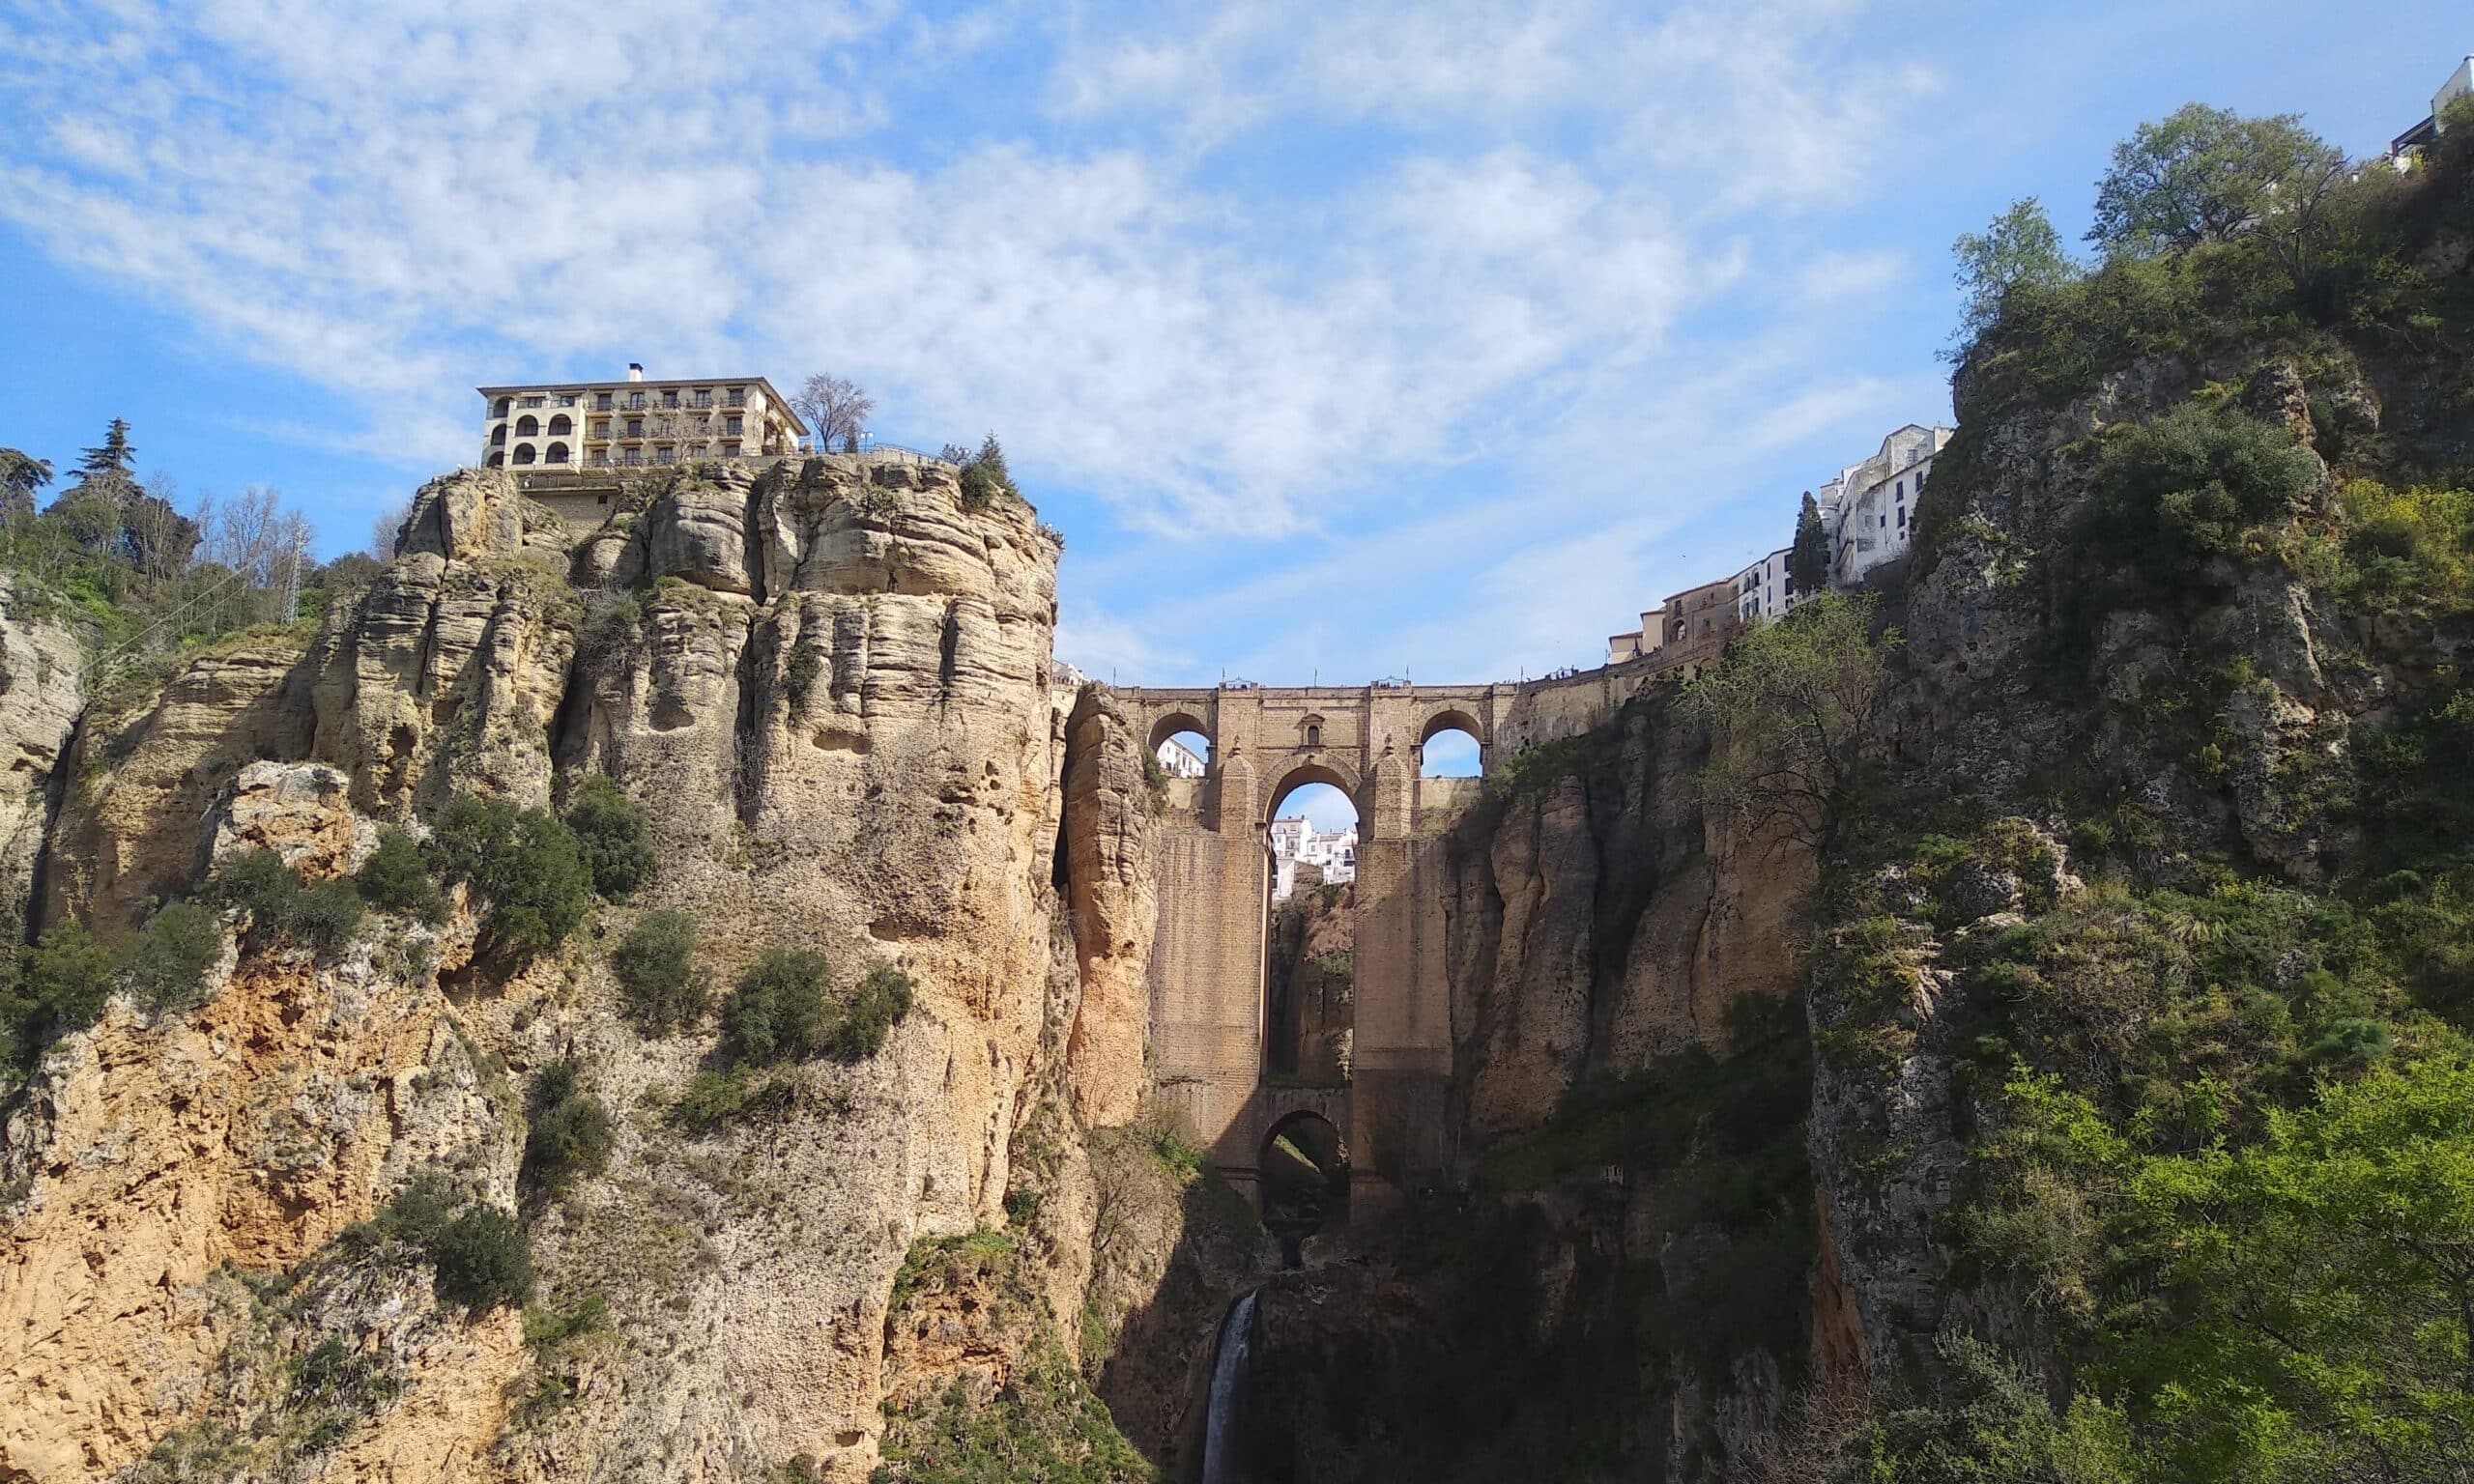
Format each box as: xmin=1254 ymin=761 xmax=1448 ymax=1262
xmin=485 ymin=450 xmax=504 ymax=468
xmin=544 ymin=442 xmax=570 ymax=465
xmin=511 ymin=443 xmax=536 ymax=466
xmin=515 ymin=414 xmax=540 ymax=438
xmin=547 ymin=414 xmax=572 ymax=437
xmin=492 ymin=396 xmax=511 ymax=417
xmin=490 ymin=424 xmax=507 ymax=445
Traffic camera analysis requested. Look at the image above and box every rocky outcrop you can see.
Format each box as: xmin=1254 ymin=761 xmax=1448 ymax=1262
xmin=1061 ymin=691 xmax=1158 ymax=1128
xmin=42 ymin=640 xmax=310 ymax=933
xmin=0 ymin=577 xmax=86 ymax=939
xmin=309 ymin=479 xmax=581 ymax=817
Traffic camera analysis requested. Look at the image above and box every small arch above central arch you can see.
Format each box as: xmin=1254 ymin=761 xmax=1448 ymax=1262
xmin=1147 ymin=710 xmax=1212 ymax=757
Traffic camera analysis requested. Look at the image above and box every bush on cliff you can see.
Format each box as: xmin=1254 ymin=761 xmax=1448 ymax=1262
xmin=522 ymin=1060 xmax=615 ymax=1197
xmin=126 ymin=900 xmax=224 ymax=1013
xmin=720 ymin=949 xmax=915 ymax=1066
xmin=0 ymin=922 xmax=121 ymax=1062
xmin=612 ymin=908 xmax=707 ymax=1034
xmin=356 ymin=825 xmax=446 ymax=923
xmin=425 ymin=794 xmax=593 ymax=959
xmin=213 ymin=848 xmax=364 ymax=957
xmin=563 ymin=774 xmax=655 ymax=901
xmin=358 ymin=1172 xmax=534 ymax=1312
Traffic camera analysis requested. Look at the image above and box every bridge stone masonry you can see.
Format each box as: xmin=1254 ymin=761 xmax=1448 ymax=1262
xmin=1114 ymin=661 xmax=1685 ymax=1224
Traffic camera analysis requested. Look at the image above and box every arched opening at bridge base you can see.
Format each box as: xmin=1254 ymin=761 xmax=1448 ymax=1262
xmin=1259 ymin=1111 xmax=1348 ymax=1267
xmin=1263 ymin=774 xmax=1358 ymax=1086
xmin=1419 ymin=709 xmax=1484 ymax=777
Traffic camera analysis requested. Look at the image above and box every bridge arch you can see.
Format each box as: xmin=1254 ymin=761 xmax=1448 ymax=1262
xmin=1146 ymin=709 xmax=1213 ymax=758
xmin=1419 ymin=706 xmax=1486 ymax=749
xmin=1263 ymin=759 xmax=1362 ymax=827
xmin=1259 ymin=1107 xmax=1349 ymax=1265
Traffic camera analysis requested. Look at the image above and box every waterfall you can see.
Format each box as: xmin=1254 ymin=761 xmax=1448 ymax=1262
xmin=1199 ymin=1288 xmax=1259 ymax=1484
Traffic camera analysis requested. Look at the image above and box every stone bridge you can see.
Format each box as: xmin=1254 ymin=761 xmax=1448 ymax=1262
xmin=1118 ymin=681 xmax=1537 ymax=1218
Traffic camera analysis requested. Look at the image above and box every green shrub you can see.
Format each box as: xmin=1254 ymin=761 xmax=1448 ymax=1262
xmin=212 ymin=849 xmax=362 ymax=956
xmin=356 ymin=826 xmax=446 ymax=923
xmin=720 ymin=947 xmax=833 ymax=1064
xmin=429 ymin=1205 xmax=534 ymax=1312
xmin=824 ymin=962 xmax=915 ymax=1062
xmin=612 ymin=909 xmax=706 ymax=1034
xmin=563 ymin=774 xmax=655 ymax=901
xmin=667 ymin=1067 xmax=793 ymax=1132
xmin=4 ymin=921 xmax=124 ymax=1057
xmin=524 ymin=1090 xmax=615 ymax=1196
xmin=126 ymin=900 xmax=224 ymax=1013
xmin=425 ymin=794 xmax=594 ymax=958
xmin=2086 ymin=403 xmax=2321 ymax=579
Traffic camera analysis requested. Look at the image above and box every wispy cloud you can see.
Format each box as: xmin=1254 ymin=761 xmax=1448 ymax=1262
xmin=0 ymin=0 xmax=1950 ymax=680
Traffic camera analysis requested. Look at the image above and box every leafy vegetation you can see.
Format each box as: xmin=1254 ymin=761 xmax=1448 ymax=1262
xmin=355 ymin=825 xmax=446 ymax=923
xmin=719 ymin=947 xmax=914 ymax=1066
xmin=350 ymin=1173 xmax=533 ymax=1312
xmin=125 ymin=900 xmax=224 ymax=1013
xmin=424 ymin=794 xmax=595 ymax=959
xmin=522 ymin=1060 xmax=614 ymax=1197
xmin=563 ymin=774 xmax=656 ymax=901
xmin=612 ymin=907 xmax=707 ymax=1034
xmin=1682 ymin=593 xmax=1895 ymax=851
xmin=213 ymin=848 xmax=365 ymax=956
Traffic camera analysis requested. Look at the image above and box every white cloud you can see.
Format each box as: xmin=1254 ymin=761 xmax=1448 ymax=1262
xmin=0 ymin=0 xmax=1950 ymax=680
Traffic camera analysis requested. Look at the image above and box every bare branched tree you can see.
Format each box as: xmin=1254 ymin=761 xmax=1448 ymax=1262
xmin=370 ymin=497 xmax=412 ymax=559
xmin=792 ymin=374 xmax=874 ymax=453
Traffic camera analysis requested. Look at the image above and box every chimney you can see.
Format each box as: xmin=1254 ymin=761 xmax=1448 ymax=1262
xmin=626 ymin=363 xmax=645 ymax=383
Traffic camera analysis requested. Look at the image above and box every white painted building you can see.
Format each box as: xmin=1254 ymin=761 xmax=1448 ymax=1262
xmin=1269 ymin=816 xmax=1357 ymax=901
xmin=1825 ymin=423 xmax=1952 ymax=588
xmin=1731 ymin=546 xmax=1798 ymax=624
xmin=1157 ymin=736 xmax=1207 ymax=779
xmin=2391 ymin=56 xmax=2474 ymax=162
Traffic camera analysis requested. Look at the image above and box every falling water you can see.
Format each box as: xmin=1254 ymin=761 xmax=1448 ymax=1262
xmin=1199 ymin=1288 xmax=1260 ymax=1484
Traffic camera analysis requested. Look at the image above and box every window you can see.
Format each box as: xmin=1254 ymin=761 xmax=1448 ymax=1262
xmin=621 ymin=448 xmax=643 ymax=467
xmin=654 ymin=445 xmax=675 ymax=465
xmin=595 ymin=393 xmax=614 ymax=411
xmin=491 ymin=396 xmax=511 ymax=417
xmin=1306 ymin=724 xmax=1321 ymax=747
xmin=662 ymin=389 xmax=678 ymax=408
xmin=591 ymin=419 xmax=610 ymax=439
xmin=723 ymin=441 xmax=741 ymax=458
xmin=515 ymin=414 xmax=540 ymax=437
xmin=547 ymin=414 xmax=572 ymax=436
xmin=597 ymin=493 xmax=610 ymax=504
xmin=625 ymin=418 xmax=643 ymax=438
xmin=627 ymin=391 xmax=647 ymax=409
xmin=558 ymin=393 xmax=577 ymax=407
xmin=521 ymin=395 xmax=544 ymax=409
xmin=725 ymin=386 xmax=745 ymax=406
xmin=590 ymin=449 xmax=609 ymax=467
xmin=689 ymin=442 xmax=707 ymax=459
xmin=725 ymin=415 xmax=743 ymax=435
xmin=694 ymin=388 xmax=712 ymax=408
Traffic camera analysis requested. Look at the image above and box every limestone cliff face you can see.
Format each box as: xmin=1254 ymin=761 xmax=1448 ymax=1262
xmin=0 ymin=578 xmax=86 ymax=942
xmin=0 ymin=455 xmax=1165 ymax=1484
xmin=1446 ymin=699 xmax=1813 ymax=1142
xmin=2 ymin=761 xmax=522 ymax=1481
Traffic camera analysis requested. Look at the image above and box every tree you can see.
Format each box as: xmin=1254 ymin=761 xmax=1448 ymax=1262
xmin=0 ymin=448 xmax=51 ymax=517
xmin=424 ymin=794 xmax=595 ymax=959
xmin=1683 ymin=593 xmax=1894 ymax=852
xmin=793 ymin=374 xmax=874 ymax=454
xmin=370 ymin=496 xmax=412 ymax=559
xmin=720 ymin=946 xmax=833 ymax=1065
xmin=2088 ymin=105 xmax=2345 ymax=265
xmin=1953 ymin=197 xmax=2079 ymax=339
xmin=1790 ymin=492 xmax=1831 ymax=597
xmin=612 ymin=908 xmax=706 ymax=1034
xmin=77 ymin=418 xmax=135 ymax=478
xmin=563 ymin=774 xmax=655 ymax=900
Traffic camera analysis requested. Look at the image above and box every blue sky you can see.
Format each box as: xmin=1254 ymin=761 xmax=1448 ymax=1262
xmin=2 ymin=0 xmax=2466 ymax=697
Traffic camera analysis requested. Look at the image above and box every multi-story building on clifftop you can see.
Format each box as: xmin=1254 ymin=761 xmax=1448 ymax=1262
xmin=1823 ymin=421 xmax=1951 ymax=588
xmin=477 ymin=364 xmax=807 ymax=471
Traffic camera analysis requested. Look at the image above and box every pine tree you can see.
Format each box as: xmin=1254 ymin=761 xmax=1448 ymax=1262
xmin=1789 ymin=492 xmax=1830 ymax=596
xmin=77 ymin=418 xmax=135 ymax=477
